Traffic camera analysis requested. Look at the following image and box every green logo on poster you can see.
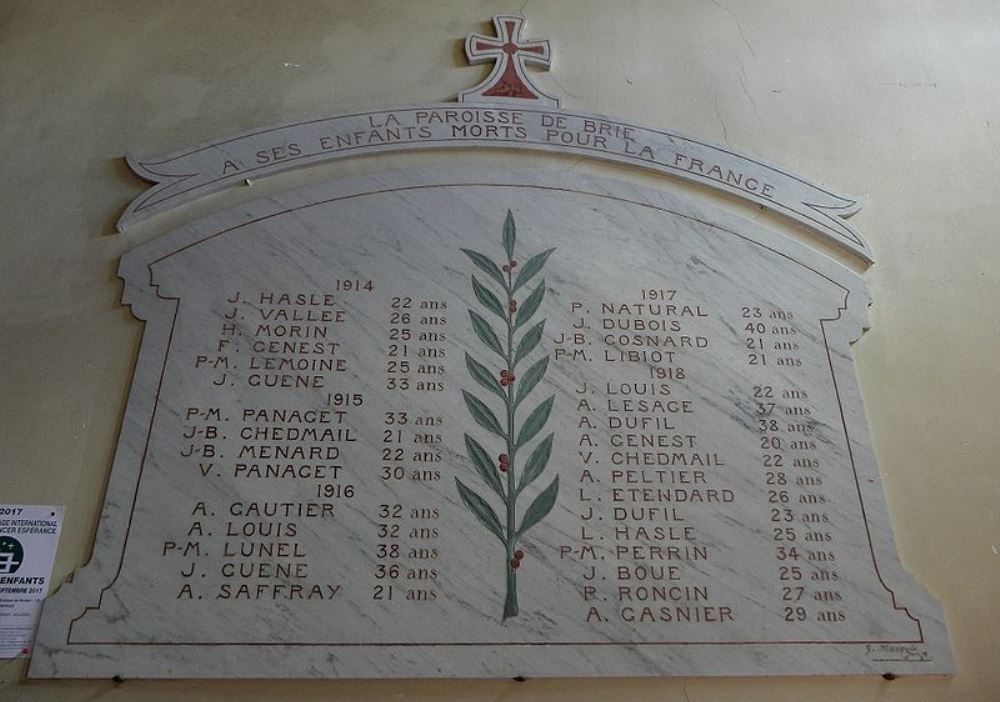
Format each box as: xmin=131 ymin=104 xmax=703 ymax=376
xmin=0 ymin=536 xmax=24 ymax=574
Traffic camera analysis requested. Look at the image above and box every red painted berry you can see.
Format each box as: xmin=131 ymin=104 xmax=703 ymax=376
xmin=509 ymin=260 xmax=518 ymax=268
xmin=507 ymin=372 xmax=515 ymax=382
xmin=499 ymin=464 xmax=507 ymax=472
xmin=502 ymin=264 xmax=511 ymax=273
xmin=510 ymin=558 xmax=520 ymax=569
xmin=514 ymin=549 xmax=524 ymax=560
xmin=499 ymin=453 xmax=509 ymax=464
xmin=508 ymin=299 xmax=517 ymax=312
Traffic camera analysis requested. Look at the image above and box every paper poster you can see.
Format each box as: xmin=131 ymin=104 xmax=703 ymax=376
xmin=0 ymin=505 xmax=63 ymax=658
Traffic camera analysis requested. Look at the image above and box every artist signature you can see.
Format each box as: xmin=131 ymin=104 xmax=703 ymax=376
xmin=865 ymin=644 xmax=932 ymax=662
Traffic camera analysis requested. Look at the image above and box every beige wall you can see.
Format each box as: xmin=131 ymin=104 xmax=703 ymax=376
xmin=2 ymin=0 xmax=997 ymax=699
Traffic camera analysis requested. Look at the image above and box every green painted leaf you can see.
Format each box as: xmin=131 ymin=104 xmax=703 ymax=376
xmin=515 ymin=356 xmax=549 ymax=408
xmin=513 ymin=320 xmax=545 ymax=368
xmin=503 ymin=210 xmax=516 ymax=260
xmin=518 ymin=433 xmax=554 ymax=495
xmin=462 ymin=390 xmax=505 ymax=437
xmin=516 ymin=395 xmax=555 ymax=447
xmin=456 ymin=478 xmax=505 ymax=542
xmin=514 ymin=279 xmax=545 ymax=330
xmin=465 ymin=352 xmax=504 ymax=399
xmin=461 ymin=248 xmax=507 ymax=289
xmin=469 ymin=310 xmax=504 ymax=358
xmin=517 ymin=475 xmax=559 ymax=538
xmin=512 ymin=248 xmax=555 ymax=293
xmin=472 ymin=275 xmax=506 ymax=319
xmin=464 ymin=433 xmax=505 ymax=500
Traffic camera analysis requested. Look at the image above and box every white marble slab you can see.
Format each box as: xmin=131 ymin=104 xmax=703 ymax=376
xmin=30 ymin=168 xmax=951 ymax=678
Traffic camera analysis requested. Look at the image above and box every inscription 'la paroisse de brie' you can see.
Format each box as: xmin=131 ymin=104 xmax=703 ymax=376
xmin=29 ymin=15 xmax=950 ymax=679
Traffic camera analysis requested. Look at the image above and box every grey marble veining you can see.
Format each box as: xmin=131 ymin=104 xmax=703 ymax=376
xmin=29 ymin=168 xmax=951 ymax=678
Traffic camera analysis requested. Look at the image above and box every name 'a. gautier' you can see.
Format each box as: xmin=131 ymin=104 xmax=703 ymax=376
xmin=228 ymin=502 xmax=335 ymax=518
xmin=600 ymin=303 xmax=710 ymax=317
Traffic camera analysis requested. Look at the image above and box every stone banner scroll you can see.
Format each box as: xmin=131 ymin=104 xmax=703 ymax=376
xmin=118 ymin=105 xmax=871 ymax=262
xmin=30 ymin=169 xmax=950 ymax=678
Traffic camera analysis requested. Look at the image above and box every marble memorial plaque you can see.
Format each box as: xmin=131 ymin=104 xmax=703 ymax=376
xmin=30 ymin=13 xmax=951 ymax=679
xmin=30 ymin=168 xmax=951 ymax=677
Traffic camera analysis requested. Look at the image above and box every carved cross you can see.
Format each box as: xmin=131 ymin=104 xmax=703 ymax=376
xmin=459 ymin=15 xmax=559 ymax=107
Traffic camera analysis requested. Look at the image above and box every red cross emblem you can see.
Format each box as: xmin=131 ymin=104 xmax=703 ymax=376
xmin=459 ymin=15 xmax=558 ymax=107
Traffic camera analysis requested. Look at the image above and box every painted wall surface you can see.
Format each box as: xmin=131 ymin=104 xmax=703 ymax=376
xmin=1 ymin=0 xmax=996 ymax=699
